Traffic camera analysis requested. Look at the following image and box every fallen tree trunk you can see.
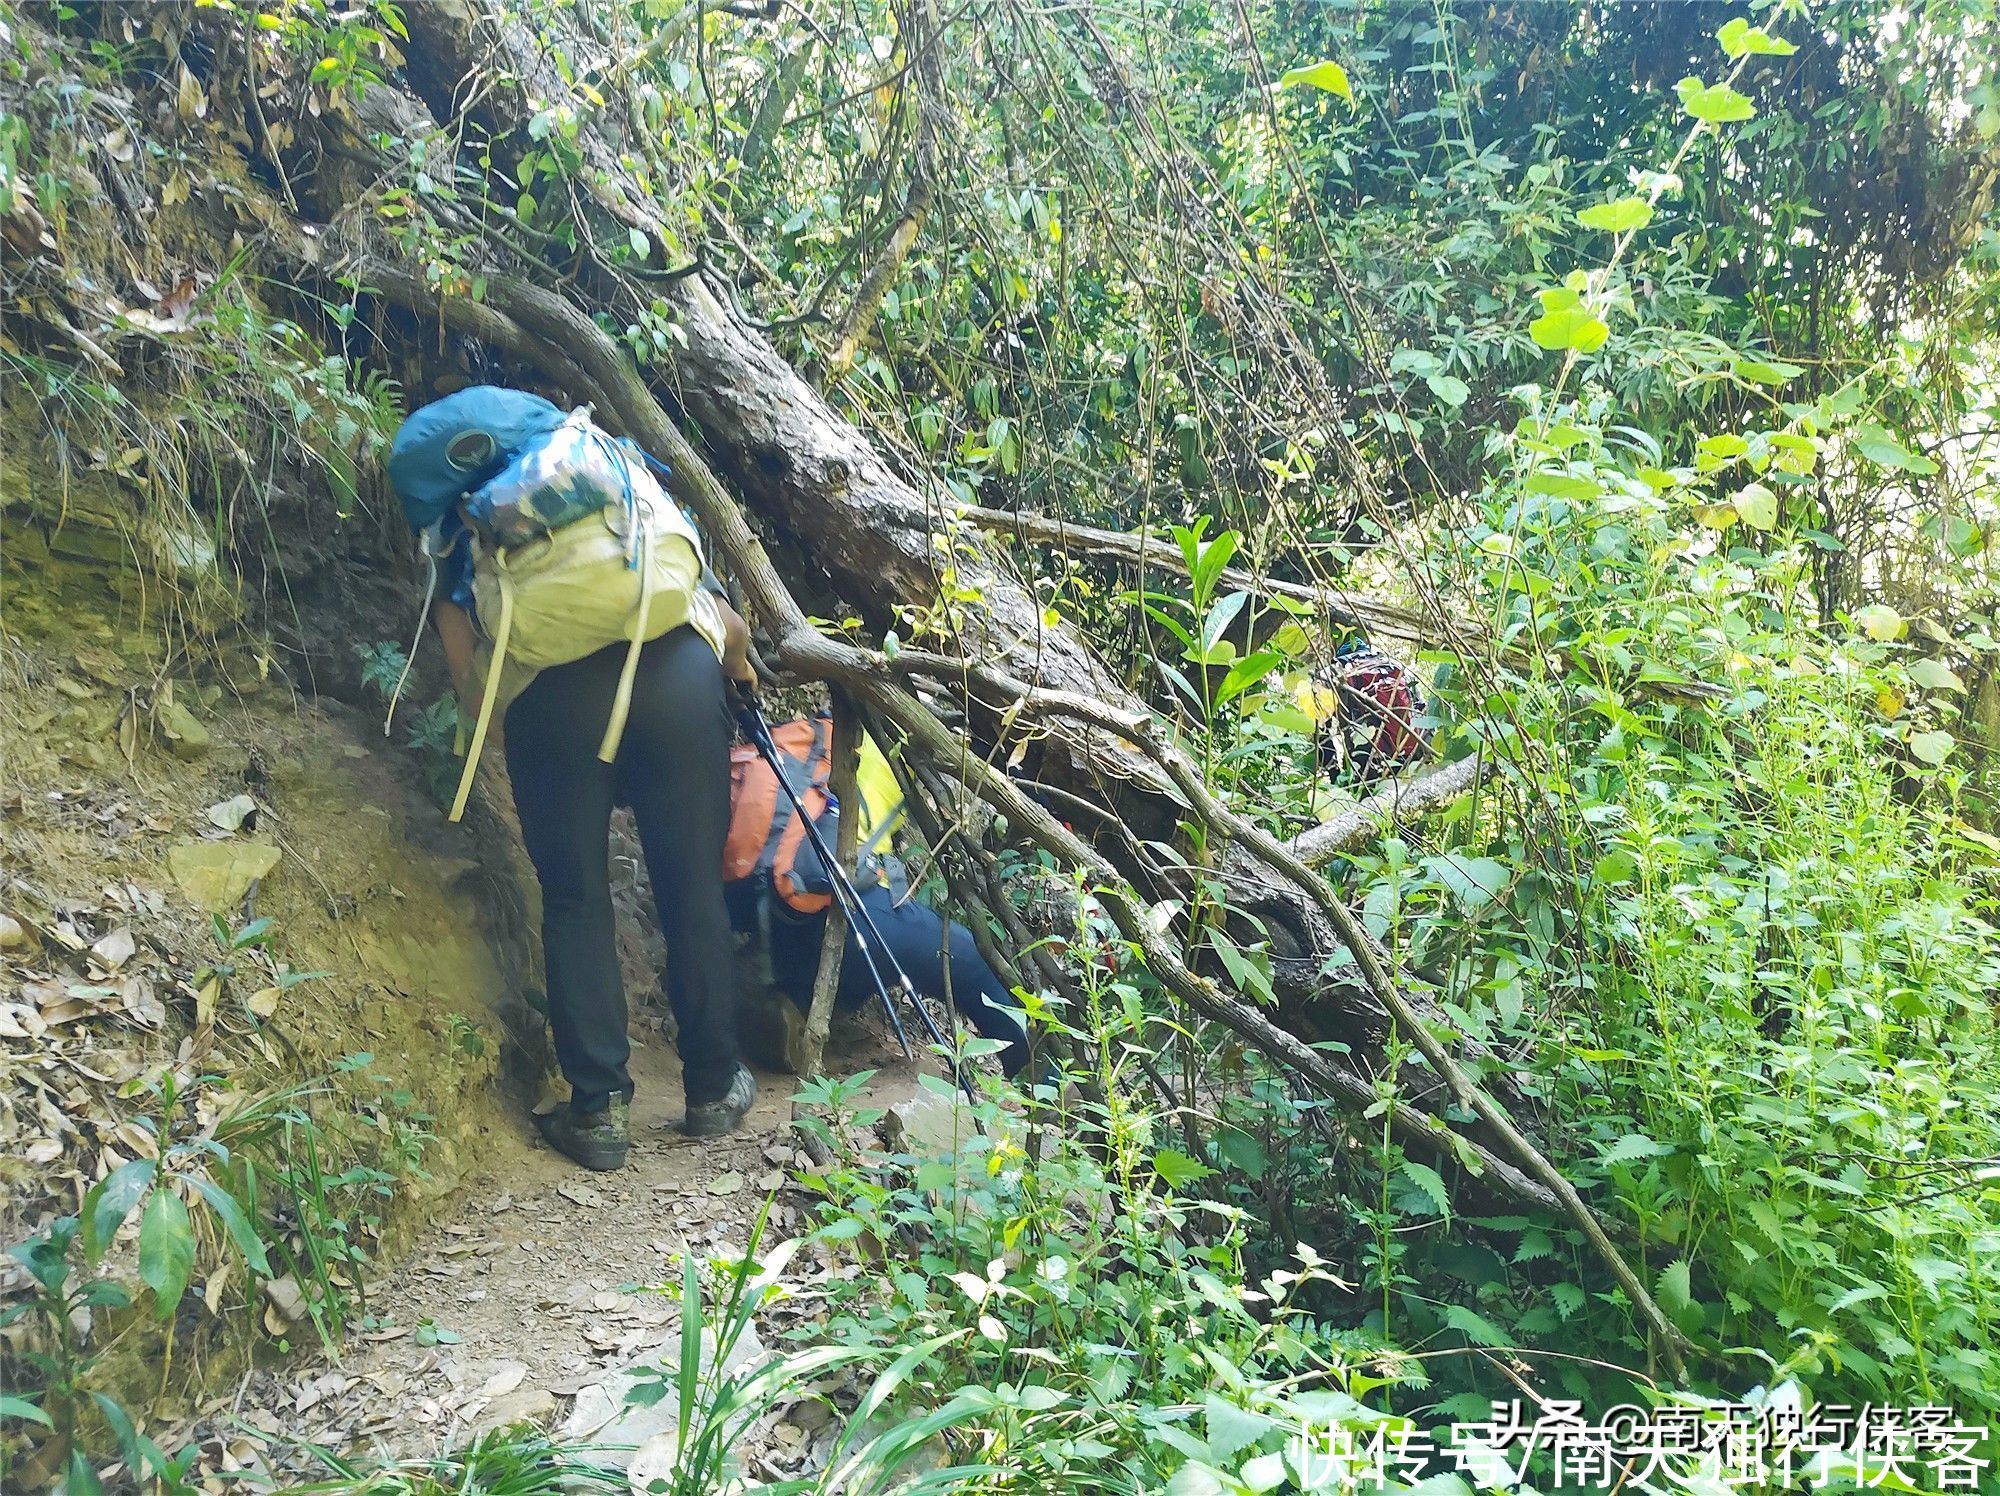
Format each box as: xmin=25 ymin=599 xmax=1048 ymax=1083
xmin=207 ymin=0 xmax=1690 ymax=1369
xmin=363 ymin=0 xmax=1534 ymax=1114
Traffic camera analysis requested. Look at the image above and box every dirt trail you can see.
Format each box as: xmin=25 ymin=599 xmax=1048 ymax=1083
xmin=227 ymin=1032 xmax=920 ymax=1464
xmin=0 ymin=561 xmax=924 ymax=1483
xmin=224 ymin=1033 xmax=919 ymax=1474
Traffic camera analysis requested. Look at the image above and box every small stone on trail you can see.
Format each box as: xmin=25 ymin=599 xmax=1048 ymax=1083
xmin=263 ymin=1275 xmax=309 ymax=1322
xmin=204 ymin=793 xmax=259 ymax=831
xmin=478 ymin=1360 xmax=528 ymax=1399
xmin=156 ymin=697 xmax=211 ymax=759
xmin=557 ymin=1179 xmax=604 ymax=1208
xmin=706 ymin=1171 xmax=744 ymax=1196
xmin=880 ymin=1090 xmax=983 ymax=1156
xmin=489 ymin=1192 xmax=514 ymax=1213
xmin=167 ymin=840 xmax=280 ymax=913
xmin=477 ymin=1387 xmax=557 ymax=1432
xmin=89 ymin=926 xmax=135 ymax=970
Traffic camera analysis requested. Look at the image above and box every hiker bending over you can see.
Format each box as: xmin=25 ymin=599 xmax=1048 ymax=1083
xmin=387 ymin=387 xmax=757 ymax=1170
xmin=724 ymin=716 xmax=1035 ymax=1080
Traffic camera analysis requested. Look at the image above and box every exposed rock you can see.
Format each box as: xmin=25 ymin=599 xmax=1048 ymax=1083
xmin=735 ymin=985 xmax=810 ymax=1074
xmin=562 ymin=1322 xmax=768 ymax=1468
xmin=167 ymin=839 xmax=280 ymax=912
xmin=477 ymin=1386 xmax=558 ymax=1432
xmin=156 ymin=696 xmax=211 ymax=759
xmin=879 ymin=1090 xmax=983 ymax=1157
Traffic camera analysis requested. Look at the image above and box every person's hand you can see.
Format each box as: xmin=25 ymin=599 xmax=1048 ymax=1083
xmin=719 ymin=599 xmax=757 ymax=685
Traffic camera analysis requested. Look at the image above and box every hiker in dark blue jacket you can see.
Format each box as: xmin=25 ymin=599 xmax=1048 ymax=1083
xmin=732 ymin=880 xmax=1036 ymax=1081
xmin=387 ymin=388 xmax=760 ymax=1172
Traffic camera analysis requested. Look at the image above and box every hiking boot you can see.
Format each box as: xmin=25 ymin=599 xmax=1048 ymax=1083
xmin=536 ymin=1096 xmax=630 ymax=1170
xmin=682 ymin=1064 xmax=757 ymax=1137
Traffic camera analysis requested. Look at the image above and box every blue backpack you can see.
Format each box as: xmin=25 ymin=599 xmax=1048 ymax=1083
xmin=383 ymin=387 xmax=724 ymax=821
xmin=386 ymin=386 xmax=569 ymax=532
xmin=387 ymin=385 xmax=649 ymax=544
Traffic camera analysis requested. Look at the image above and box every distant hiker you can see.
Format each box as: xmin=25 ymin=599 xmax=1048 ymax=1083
xmin=723 ymin=715 xmax=1035 ymax=1079
xmin=1316 ymin=637 xmax=1431 ymax=790
xmin=386 ymin=387 xmax=757 ymax=1169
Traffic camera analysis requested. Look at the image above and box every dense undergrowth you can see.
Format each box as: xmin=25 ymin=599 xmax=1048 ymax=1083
xmin=5 ymin=0 xmax=2000 ymax=1491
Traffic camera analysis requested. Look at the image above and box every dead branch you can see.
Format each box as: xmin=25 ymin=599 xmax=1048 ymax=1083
xmin=826 ymin=0 xmax=941 ymax=373
xmin=960 ymin=503 xmax=1432 ymax=649
xmin=800 ymin=688 xmax=859 ymax=1076
xmin=862 ymin=643 xmax=1692 ymax=1377
xmin=1291 ymin=755 xmax=1488 ymax=866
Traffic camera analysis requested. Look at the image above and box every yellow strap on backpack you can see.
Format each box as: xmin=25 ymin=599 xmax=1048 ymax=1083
xmin=450 ymin=551 xmax=517 ymax=823
xmin=597 ymin=522 xmax=656 ymax=765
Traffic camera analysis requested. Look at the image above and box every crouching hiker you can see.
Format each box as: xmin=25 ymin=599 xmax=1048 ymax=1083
xmin=723 ymin=714 xmax=1035 ymax=1080
xmin=385 ymin=387 xmax=758 ymax=1171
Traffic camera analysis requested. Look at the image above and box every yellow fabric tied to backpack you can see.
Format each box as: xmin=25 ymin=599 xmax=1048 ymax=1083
xmin=452 ymin=503 xmax=727 ymax=822
xmin=854 ymin=731 xmax=904 ymax=851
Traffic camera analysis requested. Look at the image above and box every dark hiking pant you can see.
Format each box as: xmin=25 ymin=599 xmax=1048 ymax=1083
xmin=505 ymin=626 xmax=739 ymax=1111
xmin=756 ymin=883 xmax=1032 ymax=1078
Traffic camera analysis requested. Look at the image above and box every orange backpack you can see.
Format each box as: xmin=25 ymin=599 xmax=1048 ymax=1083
xmin=723 ymin=716 xmax=839 ymax=915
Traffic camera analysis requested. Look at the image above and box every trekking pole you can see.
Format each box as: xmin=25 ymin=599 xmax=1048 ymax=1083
xmin=735 ymin=694 xmax=978 ymax=1103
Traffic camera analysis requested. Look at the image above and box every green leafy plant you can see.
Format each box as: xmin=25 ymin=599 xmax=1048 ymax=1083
xmin=356 ymin=639 xmax=410 ymax=702
xmin=621 ymin=1198 xmax=991 ymax=1496
xmin=0 ymin=1220 xmax=187 ymax=1496
xmin=271 ymin=1427 xmax=624 ymax=1496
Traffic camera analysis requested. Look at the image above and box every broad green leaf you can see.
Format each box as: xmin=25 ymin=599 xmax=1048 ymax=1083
xmin=1853 ymin=423 xmax=1939 ymax=475
xmin=1600 ymin=1132 xmax=1673 ymax=1166
xmin=1826 ymin=1282 xmax=1890 ymax=1316
xmin=1734 ymin=356 xmax=1803 ymax=386
xmin=67 ymin=1447 xmax=105 ymax=1496
xmin=1429 ymin=854 xmax=1510 ymax=911
xmin=1576 ymin=197 xmax=1653 ymax=233
xmin=1526 ymin=471 xmax=1598 ymax=500
xmin=1733 ymin=481 xmax=1779 ymax=530
xmin=1657 ymin=1258 xmax=1693 ymax=1315
xmin=187 ymin=1176 xmax=272 ymax=1276
xmin=1853 ymin=603 xmax=1905 ymax=642
xmin=1909 ymin=730 xmax=1955 ymax=766
xmin=1425 ymin=372 xmax=1470 ymax=407
xmin=1718 ymin=17 xmax=1797 ymax=56
xmin=1198 ymin=590 xmax=1250 ymax=657
xmin=1529 ymin=288 xmax=1610 ymax=353
xmin=139 ymin=1190 xmax=195 ymax=1317
xmin=1165 ymin=1463 xmax=1228 ymax=1496
xmin=82 ymin=1159 xmax=156 ymax=1264
xmin=1203 ymin=1395 xmax=1277 ymax=1464
xmin=1278 ymin=59 xmax=1352 ymax=103
xmin=1676 ymin=77 xmax=1755 ymax=124
xmin=1693 ymin=502 xmax=1739 ymax=529
xmin=1908 ymin=658 xmax=1965 ymax=692
xmin=1241 ymin=1452 xmax=1289 ymax=1492
xmin=628 ymin=226 xmax=651 ymax=260
xmin=91 ymin=1392 xmax=163 ymax=1484
xmin=0 ymin=1394 xmax=52 ymax=1428
xmin=1441 ymin=1303 xmax=1513 ymax=1346
xmin=1551 ymin=1282 xmax=1586 ymax=1320
xmin=1399 ymin=1159 xmax=1451 ymax=1218
xmin=1214 ymin=1125 xmax=1269 ymax=1177
xmin=1216 ymin=650 xmax=1283 ymax=706
xmin=1153 ymin=1149 xmax=1216 ymax=1188
xmin=1910 ymin=1255 xmax=1968 ymax=1296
